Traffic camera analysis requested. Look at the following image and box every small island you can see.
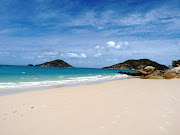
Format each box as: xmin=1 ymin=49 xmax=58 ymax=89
xmin=34 ymin=59 xmax=73 ymax=68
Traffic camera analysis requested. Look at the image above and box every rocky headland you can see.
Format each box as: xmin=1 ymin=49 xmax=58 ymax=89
xmin=119 ymin=65 xmax=180 ymax=79
xmin=35 ymin=59 xmax=73 ymax=68
xmin=103 ymin=59 xmax=168 ymax=70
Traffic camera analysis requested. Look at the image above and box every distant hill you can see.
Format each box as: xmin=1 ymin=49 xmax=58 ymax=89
xmin=103 ymin=59 xmax=168 ymax=70
xmin=35 ymin=59 xmax=73 ymax=68
xmin=27 ymin=64 xmax=33 ymax=66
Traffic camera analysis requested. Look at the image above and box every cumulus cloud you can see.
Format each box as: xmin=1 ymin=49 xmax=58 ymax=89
xmin=107 ymin=41 xmax=116 ymax=47
xmin=67 ymin=53 xmax=87 ymax=58
xmin=0 ymin=1 xmax=179 ymax=68
xmin=107 ymin=41 xmax=128 ymax=49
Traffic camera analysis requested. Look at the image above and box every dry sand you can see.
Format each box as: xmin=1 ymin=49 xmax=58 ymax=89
xmin=0 ymin=78 xmax=180 ymax=135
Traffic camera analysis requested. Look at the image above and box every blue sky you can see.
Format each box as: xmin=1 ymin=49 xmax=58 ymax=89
xmin=0 ymin=0 xmax=180 ymax=68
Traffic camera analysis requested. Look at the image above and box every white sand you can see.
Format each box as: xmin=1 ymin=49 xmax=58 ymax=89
xmin=0 ymin=78 xmax=180 ymax=135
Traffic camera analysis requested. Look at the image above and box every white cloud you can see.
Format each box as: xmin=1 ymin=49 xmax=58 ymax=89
xmin=44 ymin=52 xmax=58 ymax=56
xmin=67 ymin=53 xmax=87 ymax=58
xmin=124 ymin=42 xmax=129 ymax=45
xmin=107 ymin=41 xmax=115 ymax=47
xmin=67 ymin=53 xmax=78 ymax=58
xmin=114 ymin=43 xmax=121 ymax=49
xmin=94 ymin=53 xmax=102 ymax=57
xmin=38 ymin=55 xmax=44 ymax=58
xmin=81 ymin=53 xmax=87 ymax=58
xmin=62 ymin=6 xmax=180 ymax=33
xmin=24 ymin=56 xmax=34 ymax=59
xmin=107 ymin=41 xmax=128 ymax=49
xmin=95 ymin=46 xmax=100 ymax=49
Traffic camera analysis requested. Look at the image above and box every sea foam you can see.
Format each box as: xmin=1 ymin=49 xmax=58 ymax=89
xmin=0 ymin=74 xmax=128 ymax=89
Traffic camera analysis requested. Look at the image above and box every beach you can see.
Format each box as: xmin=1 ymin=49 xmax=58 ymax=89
xmin=0 ymin=78 xmax=180 ymax=135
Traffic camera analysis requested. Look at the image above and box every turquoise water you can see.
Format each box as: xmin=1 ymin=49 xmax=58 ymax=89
xmin=0 ymin=65 xmax=133 ymax=93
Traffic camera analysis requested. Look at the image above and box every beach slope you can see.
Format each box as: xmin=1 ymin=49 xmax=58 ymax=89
xmin=0 ymin=78 xmax=180 ymax=135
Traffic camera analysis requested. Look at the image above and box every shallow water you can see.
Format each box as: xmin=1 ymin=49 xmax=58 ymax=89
xmin=0 ymin=65 xmax=134 ymax=95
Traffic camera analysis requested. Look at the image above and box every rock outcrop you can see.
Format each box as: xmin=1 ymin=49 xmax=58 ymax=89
xmin=171 ymin=66 xmax=180 ymax=74
xmin=35 ymin=59 xmax=73 ymax=68
xmin=119 ymin=70 xmax=148 ymax=76
xmin=172 ymin=60 xmax=180 ymax=67
xmin=119 ymin=65 xmax=180 ymax=79
xmin=103 ymin=59 xmax=168 ymax=70
xmin=163 ymin=70 xmax=177 ymax=79
xmin=140 ymin=70 xmax=165 ymax=79
xmin=144 ymin=66 xmax=156 ymax=73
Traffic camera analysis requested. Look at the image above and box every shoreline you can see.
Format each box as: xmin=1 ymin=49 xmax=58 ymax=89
xmin=0 ymin=78 xmax=180 ymax=135
xmin=0 ymin=74 xmax=130 ymax=96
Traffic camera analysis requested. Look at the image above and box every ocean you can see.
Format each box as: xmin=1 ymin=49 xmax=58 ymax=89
xmin=0 ymin=65 xmax=134 ymax=95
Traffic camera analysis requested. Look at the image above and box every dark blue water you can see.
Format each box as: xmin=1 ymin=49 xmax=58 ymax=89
xmin=0 ymin=65 xmax=133 ymax=89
